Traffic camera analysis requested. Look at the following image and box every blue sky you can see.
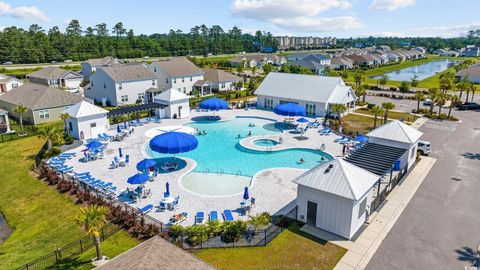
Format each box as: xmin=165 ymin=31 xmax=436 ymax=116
xmin=0 ymin=0 xmax=479 ymax=38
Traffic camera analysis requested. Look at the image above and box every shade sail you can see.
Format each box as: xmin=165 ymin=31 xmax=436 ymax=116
xmin=273 ymin=103 xmax=306 ymax=117
xmin=149 ymin=132 xmax=198 ymax=154
xmin=199 ymin=97 xmax=228 ymax=111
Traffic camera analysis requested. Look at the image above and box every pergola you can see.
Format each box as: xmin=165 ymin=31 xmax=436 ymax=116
xmin=106 ymin=103 xmax=166 ymax=118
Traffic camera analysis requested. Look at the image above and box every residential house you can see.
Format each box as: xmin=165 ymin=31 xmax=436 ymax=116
xmin=231 ymin=54 xmax=287 ymax=68
xmin=0 ymin=83 xmax=85 ymax=124
xmin=148 ymin=57 xmax=204 ymax=97
xmin=294 ymin=158 xmax=380 ymax=239
xmin=439 ymin=50 xmax=459 ymax=57
xmin=196 ymin=68 xmax=241 ymax=94
xmin=153 ymin=89 xmax=190 ymax=119
xmin=462 ymin=47 xmax=480 ymax=57
xmin=230 ymin=56 xmax=257 ymax=68
xmin=369 ymin=54 xmax=383 ymax=66
xmin=255 ymin=72 xmax=356 ymax=117
xmin=301 ymin=54 xmax=331 ymax=66
xmin=0 ymin=109 xmax=11 ymax=134
xmin=27 ymin=67 xmax=83 ymax=89
xmin=414 ymin=47 xmax=427 ymax=56
xmin=432 ymin=49 xmax=447 ymax=55
xmin=81 ymin=56 xmax=121 ymax=79
xmin=386 ymin=52 xmax=400 ymax=63
xmin=287 ymin=53 xmax=309 ymax=62
xmin=0 ymin=74 xmax=23 ymax=95
xmin=63 ymin=101 xmax=109 ymax=140
xmin=330 ymin=57 xmax=354 ymax=70
xmin=456 ymin=65 xmax=480 ymax=83
xmin=86 ymin=65 xmax=157 ymax=106
xmin=344 ymin=54 xmax=376 ymax=67
xmin=290 ymin=60 xmax=326 ymax=75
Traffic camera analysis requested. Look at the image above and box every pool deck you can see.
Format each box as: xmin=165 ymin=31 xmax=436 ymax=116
xmin=64 ymin=109 xmax=344 ymax=226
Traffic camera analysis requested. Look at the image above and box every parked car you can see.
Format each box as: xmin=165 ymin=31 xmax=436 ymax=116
xmin=3 ymin=61 xmax=13 ymax=65
xmin=423 ymin=99 xmax=433 ymax=106
xmin=66 ymin=87 xmax=80 ymax=94
xmin=458 ymin=102 xmax=480 ymax=111
xmin=50 ymin=61 xmax=58 ymax=64
xmin=64 ymin=59 xmax=72 ymax=63
xmin=143 ymin=56 xmax=150 ymax=59
xmin=417 ymin=140 xmax=431 ymax=156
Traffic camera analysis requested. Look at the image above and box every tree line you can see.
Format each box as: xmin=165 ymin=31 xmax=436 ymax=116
xmin=0 ymin=20 xmax=278 ymax=64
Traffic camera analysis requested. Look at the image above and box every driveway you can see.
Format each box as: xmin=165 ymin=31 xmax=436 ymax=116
xmin=366 ymin=95 xmax=480 ymax=269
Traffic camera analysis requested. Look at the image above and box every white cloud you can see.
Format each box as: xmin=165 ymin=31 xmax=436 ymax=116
xmin=369 ymin=0 xmax=415 ymax=11
xmin=0 ymin=1 xmax=49 ymax=22
xmin=231 ymin=0 xmax=362 ymax=32
xmin=408 ymin=22 xmax=480 ymax=38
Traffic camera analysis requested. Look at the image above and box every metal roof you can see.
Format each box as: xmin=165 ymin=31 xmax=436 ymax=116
xmin=62 ymin=101 xmax=108 ymax=118
xmin=153 ymin=89 xmax=190 ymax=102
xmin=107 ymin=103 xmax=166 ymax=117
xmin=254 ymin=72 xmax=354 ymax=104
xmin=366 ymin=120 xmax=423 ymax=144
xmin=294 ymin=158 xmax=380 ymax=201
xmin=344 ymin=143 xmax=406 ymax=176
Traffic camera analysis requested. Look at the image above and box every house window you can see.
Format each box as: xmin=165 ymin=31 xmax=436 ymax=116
xmin=39 ymin=109 xmax=50 ymax=119
xmin=68 ymin=122 xmax=73 ymax=131
xmin=90 ymin=122 xmax=97 ymax=128
xmin=103 ymin=82 xmax=106 ymax=89
xmin=183 ymin=87 xmax=186 ymax=93
xmin=166 ymin=78 xmax=169 ymax=84
xmin=182 ymin=77 xmax=185 ymax=83
xmin=138 ymin=93 xmax=145 ymax=100
xmin=118 ymin=84 xmax=122 ymax=90
xmin=264 ymin=98 xmax=273 ymax=109
xmin=178 ymin=88 xmax=181 ymax=92
xmin=190 ymin=76 xmax=192 ymax=81
xmin=358 ymin=199 xmax=367 ymax=219
xmin=121 ymin=95 xmax=128 ymax=102
xmin=12 ymin=83 xmax=18 ymax=88
xmin=221 ymin=83 xmax=226 ymax=88
xmin=154 ymin=67 xmax=157 ymax=72
xmin=173 ymin=78 xmax=177 ymax=84
xmin=152 ymin=80 xmax=155 ymax=86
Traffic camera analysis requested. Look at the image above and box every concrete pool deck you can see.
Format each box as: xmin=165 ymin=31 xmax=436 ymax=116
xmin=64 ymin=109 xmax=344 ymax=226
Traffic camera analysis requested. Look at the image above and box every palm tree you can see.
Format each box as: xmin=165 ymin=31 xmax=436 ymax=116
xmin=355 ymin=84 xmax=367 ymax=103
xmin=470 ymin=84 xmax=476 ymax=103
xmin=59 ymin=113 xmax=70 ymax=135
xmin=251 ymin=65 xmax=256 ymax=75
xmin=434 ymin=92 xmax=447 ymax=115
xmin=399 ymin=81 xmax=410 ymax=97
xmin=76 ymin=205 xmax=109 ymax=262
xmin=379 ymin=74 xmax=389 ymax=90
xmin=341 ymin=70 xmax=349 ymax=80
xmin=332 ymin=104 xmax=347 ymax=122
xmin=414 ymin=92 xmax=425 ymax=112
xmin=13 ymin=104 xmax=28 ymax=136
xmin=248 ymin=212 xmax=271 ymax=230
xmin=353 ymin=71 xmax=365 ymax=90
xmin=38 ymin=126 xmax=62 ymax=150
xmin=456 ymin=75 xmax=469 ymax=100
xmin=428 ymin=88 xmax=440 ymax=114
xmin=410 ymin=74 xmax=419 ymax=88
xmin=370 ymin=105 xmax=383 ymax=129
xmin=381 ymin=102 xmax=395 ymax=124
xmin=448 ymin=95 xmax=460 ymax=118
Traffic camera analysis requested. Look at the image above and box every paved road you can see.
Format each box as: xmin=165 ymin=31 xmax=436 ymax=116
xmin=367 ymin=95 xmax=480 ymax=269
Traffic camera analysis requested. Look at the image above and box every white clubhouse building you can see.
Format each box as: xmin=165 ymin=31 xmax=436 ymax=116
xmin=63 ymin=101 xmax=109 ymax=140
xmin=255 ymin=72 xmax=356 ymax=117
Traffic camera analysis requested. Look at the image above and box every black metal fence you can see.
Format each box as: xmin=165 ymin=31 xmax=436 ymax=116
xmin=0 ymin=123 xmax=37 ymax=143
xmin=370 ymin=165 xmax=409 ymax=214
xmin=16 ymin=223 xmax=121 ymax=270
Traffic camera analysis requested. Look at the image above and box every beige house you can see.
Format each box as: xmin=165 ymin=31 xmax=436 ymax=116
xmin=27 ymin=67 xmax=83 ymax=89
xmin=0 ymin=83 xmax=85 ymax=124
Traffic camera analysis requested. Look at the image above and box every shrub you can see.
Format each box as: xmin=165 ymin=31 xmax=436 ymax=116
xmin=448 ymin=116 xmax=459 ymax=121
xmin=438 ymin=113 xmax=448 ymax=119
xmin=169 ymin=224 xmax=184 ymax=239
xmin=220 ymin=220 xmax=247 ymax=243
xmin=42 ymin=147 xmax=62 ymax=159
xmin=185 ymin=225 xmax=209 ymax=246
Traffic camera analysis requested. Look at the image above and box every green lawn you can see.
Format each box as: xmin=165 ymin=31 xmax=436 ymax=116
xmin=195 ymin=222 xmax=347 ymax=270
xmin=0 ymin=136 xmax=137 ymax=269
xmin=355 ymin=108 xmax=418 ymax=122
xmin=338 ymin=114 xmax=377 ymax=135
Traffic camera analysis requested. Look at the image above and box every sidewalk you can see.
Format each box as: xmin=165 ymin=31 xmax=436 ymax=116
xmin=302 ymin=156 xmax=436 ymax=270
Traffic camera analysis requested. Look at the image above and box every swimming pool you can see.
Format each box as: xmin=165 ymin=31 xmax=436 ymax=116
xmin=253 ymin=139 xmax=278 ymax=147
xmin=145 ymin=116 xmax=333 ymax=177
xmin=181 ymin=172 xmax=252 ymax=196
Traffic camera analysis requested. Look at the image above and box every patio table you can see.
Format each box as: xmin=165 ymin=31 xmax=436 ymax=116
xmin=162 ymin=197 xmax=175 ymax=204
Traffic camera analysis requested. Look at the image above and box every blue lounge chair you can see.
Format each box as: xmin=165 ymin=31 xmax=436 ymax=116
xmin=158 ymin=202 xmax=167 ymax=212
xmin=223 ymin=209 xmax=234 ymax=222
xmin=56 ymin=166 xmax=74 ymax=173
xmin=139 ymin=204 xmax=153 ymax=214
xmin=100 ymin=182 xmax=113 ymax=189
xmin=209 ymin=211 xmax=218 ymax=222
xmin=74 ymin=171 xmax=90 ymax=177
xmin=196 ymin=211 xmax=205 ymax=224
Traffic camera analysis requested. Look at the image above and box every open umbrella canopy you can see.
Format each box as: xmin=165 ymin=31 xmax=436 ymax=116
xmin=127 ymin=173 xmax=149 ymax=185
xmin=273 ymin=103 xmax=306 ymax=117
xmin=296 ymin=117 xmax=310 ymax=123
xmin=166 ymin=182 xmax=170 ymax=195
xmin=243 ymin=186 xmax=249 ymax=201
xmin=124 ymin=121 xmax=127 ymax=129
xmin=116 ymin=125 xmax=121 ymax=133
xmin=118 ymin=147 xmax=123 ymax=158
xmin=149 ymin=131 xmax=198 ymax=154
xmin=199 ymin=97 xmax=228 ymax=111
xmin=136 ymin=158 xmax=157 ymax=171
xmin=355 ymin=135 xmax=369 ymax=143
xmin=85 ymin=140 xmax=102 ymax=148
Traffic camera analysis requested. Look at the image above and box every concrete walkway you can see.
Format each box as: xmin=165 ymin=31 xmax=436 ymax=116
xmin=301 ymin=156 xmax=436 ymax=270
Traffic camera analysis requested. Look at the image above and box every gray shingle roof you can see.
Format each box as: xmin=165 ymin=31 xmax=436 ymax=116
xmin=101 ymin=65 xmax=156 ymax=82
xmin=291 ymin=60 xmax=325 ymax=70
xmin=27 ymin=67 xmax=82 ymax=80
xmin=201 ymin=68 xmax=241 ymax=83
xmin=0 ymin=83 xmax=84 ymax=110
xmin=83 ymin=56 xmax=119 ymax=66
xmin=152 ymin=57 xmax=203 ymax=76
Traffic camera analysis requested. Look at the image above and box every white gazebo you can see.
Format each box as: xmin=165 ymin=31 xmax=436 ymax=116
xmin=63 ymin=101 xmax=109 ymax=140
xmin=294 ymin=158 xmax=380 ymax=239
xmin=153 ymin=88 xmax=190 ymax=119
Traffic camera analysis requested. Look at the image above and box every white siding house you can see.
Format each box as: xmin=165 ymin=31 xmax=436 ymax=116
xmin=86 ymin=65 xmax=157 ymax=106
xmin=27 ymin=67 xmax=82 ymax=89
xmin=81 ymin=57 xmax=121 ymax=79
xmin=255 ymin=72 xmax=356 ymax=117
xmin=366 ymin=120 xmax=423 ymax=170
xmin=0 ymin=74 xmax=23 ymax=94
xmin=153 ymin=89 xmax=190 ymax=119
xmin=63 ymin=101 xmax=109 ymax=140
xmin=294 ymin=158 xmax=380 ymax=239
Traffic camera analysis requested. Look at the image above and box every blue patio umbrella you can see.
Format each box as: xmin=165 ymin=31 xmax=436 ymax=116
xmin=85 ymin=140 xmax=102 ymax=149
xmin=296 ymin=117 xmax=310 ymax=123
xmin=149 ymin=132 xmax=198 ymax=155
xmin=123 ymin=121 xmax=127 ymax=129
xmin=118 ymin=147 xmax=123 ymax=158
xmin=127 ymin=173 xmax=149 ymax=185
xmin=165 ymin=182 xmax=170 ymax=195
xmin=273 ymin=103 xmax=306 ymax=117
xmin=243 ymin=186 xmax=249 ymax=201
xmin=199 ymin=97 xmax=228 ymax=111
xmin=136 ymin=158 xmax=157 ymax=171
xmin=355 ymin=135 xmax=369 ymax=143
xmin=116 ymin=125 xmax=121 ymax=133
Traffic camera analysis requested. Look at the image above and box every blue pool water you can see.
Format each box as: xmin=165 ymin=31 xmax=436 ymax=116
xmin=146 ymin=117 xmax=332 ymax=176
xmin=371 ymin=60 xmax=459 ymax=81
xmin=254 ymin=139 xmax=278 ymax=147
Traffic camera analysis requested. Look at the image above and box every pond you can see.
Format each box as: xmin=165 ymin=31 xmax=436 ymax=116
xmin=371 ymin=60 xmax=459 ymax=81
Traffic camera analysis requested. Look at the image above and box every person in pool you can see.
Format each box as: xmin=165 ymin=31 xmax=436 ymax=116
xmin=299 ymin=158 xmax=305 ymax=163
xmin=248 ymin=131 xmax=252 ymax=137
xmin=237 ymin=134 xmax=241 ymax=139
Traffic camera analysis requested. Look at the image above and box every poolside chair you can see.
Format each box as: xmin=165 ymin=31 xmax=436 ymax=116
xmin=196 ymin=211 xmax=205 ymax=224
xmin=158 ymin=202 xmax=167 ymax=212
xmin=139 ymin=204 xmax=154 ymax=214
xmin=56 ymin=166 xmax=74 ymax=174
xmin=222 ymin=209 xmax=234 ymax=222
xmin=209 ymin=211 xmax=218 ymax=222
xmin=73 ymin=171 xmax=90 ymax=177
xmin=170 ymin=212 xmax=188 ymax=225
